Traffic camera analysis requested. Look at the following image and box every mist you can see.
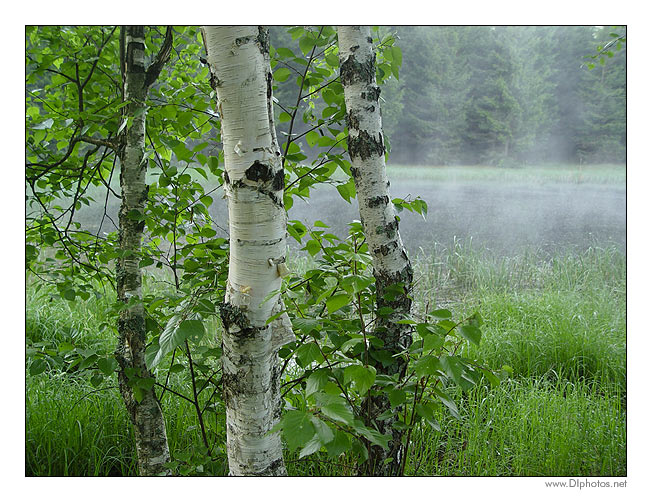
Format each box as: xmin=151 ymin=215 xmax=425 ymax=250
xmin=287 ymin=173 xmax=626 ymax=257
xmin=69 ymin=26 xmax=626 ymax=261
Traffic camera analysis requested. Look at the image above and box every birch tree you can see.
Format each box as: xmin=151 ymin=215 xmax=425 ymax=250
xmin=337 ymin=25 xmax=414 ymax=476
xmin=203 ymin=25 xmax=292 ymax=476
xmin=114 ymin=25 xmax=173 ymax=476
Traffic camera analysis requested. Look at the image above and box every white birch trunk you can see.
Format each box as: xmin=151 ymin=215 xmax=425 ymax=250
xmin=203 ymin=25 xmax=291 ymax=476
xmin=115 ymin=26 xmax=171 ymax=476
xmin=338 ymin=25 xmax=414 ymax=476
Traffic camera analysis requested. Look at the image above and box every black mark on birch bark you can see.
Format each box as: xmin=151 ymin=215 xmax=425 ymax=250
xmin=271 ymin=169 xmax=284 ymax=191
xmin=346 ymin=110 xmax=361 ymax=131
xmin=348 ymin=130 xmax=385 ymax=161
xmin=361 ymin=86 xmax=381 ymax=102
xmin=258 ymin=458 xmax=285 ymax=476
xmin=375 ymin=217 xmax=398 ymax=239
xmin=219 ymin=302 xmax=251 ymax=333
xmin=256 ymin=27 xmax=270 ymax=54
xmin=367 ymin=195 xmax=389 ymax=208
xmin=339 ymin=54 xmax=375 ymax=86
xmin=242 ymin=161 xmax=285 ymax=207
xmin=373 ymin=240 xmax=398 ymax=257
xmin=245 ymin=160 xmax=274 ymax=183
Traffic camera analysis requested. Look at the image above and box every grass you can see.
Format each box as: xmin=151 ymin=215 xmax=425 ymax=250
xmin=25 ymin=239 xmax=625 ymax=476
xmin=413 ymin=241 xmax=626 ymax=391
xmin=26 ymin=163 xmax=626 ymax=476
xmin=405 ymin=378 xmax=625 ymax=476
xmin=26 ymin=374 xmax=136 ymax=476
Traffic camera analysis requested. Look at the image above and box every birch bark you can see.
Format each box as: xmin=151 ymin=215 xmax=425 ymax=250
xmin=115 ymin=25 xmax=171 ymax=476
xmin=337 ymin=25 xmax=414 ymax=476
xmin=202 ymin=25 xmax=291 ymax=476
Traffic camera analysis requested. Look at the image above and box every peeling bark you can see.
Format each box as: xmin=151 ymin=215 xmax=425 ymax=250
xmin=338 ymin=26 xmax=414 ymax=476
xmin=203 ymin=25 xmax=291 ymax=476
xmin=115 ymin=25 xmax=171 ymax=477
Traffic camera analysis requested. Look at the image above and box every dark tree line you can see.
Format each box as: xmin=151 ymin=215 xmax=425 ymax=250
xmin=378 ymin=26 xmax=626 ymax=166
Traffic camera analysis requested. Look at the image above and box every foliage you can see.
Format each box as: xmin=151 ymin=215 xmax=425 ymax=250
xmin=381 ymin=26 xmax=626 ymax=165
xmin=271 ymin=220 xmax=505 ymax=472
xmin=25 ymin=24 xmax=503 ymax=475
xmin=26 ymin=241 xmax=626 ymax=476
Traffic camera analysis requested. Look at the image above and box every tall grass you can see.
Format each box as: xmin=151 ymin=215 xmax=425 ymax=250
xmin=26 ymin=374 xmax=136 ymax=476
xmin=413 ymin=240 xmax=626 ymax=390
xmin=25 ymin=243 xmax=626 ymax=476
xmin=26 ymin=283 xmax=115 ymax=352
xmin=405 ymin=378 xmax=626 ymax=476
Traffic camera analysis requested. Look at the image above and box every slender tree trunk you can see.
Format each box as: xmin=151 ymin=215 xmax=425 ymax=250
xmin=337 ymin=26 xmax=414 ymax=476
xmin=115 ymin=25 xmax=172 ymax=476
xmin=203 ymin=25 xmax=291 ymax=476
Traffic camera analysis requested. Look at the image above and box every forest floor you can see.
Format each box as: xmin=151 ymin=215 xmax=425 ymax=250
xmin=25 ymin=163 xmax=627 ymax=476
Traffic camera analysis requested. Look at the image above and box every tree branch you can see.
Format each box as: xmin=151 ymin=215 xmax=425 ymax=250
xmin=144 ymin=26 xmax=174 ymax=89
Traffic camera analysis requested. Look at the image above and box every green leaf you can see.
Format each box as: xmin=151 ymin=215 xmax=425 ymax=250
xmin=315 ymin=393 xmax=354 ymax=426
xmin=90 ymin=373 xmax=104 ymax=388
xmin=388 ymin=388 xmax=406 ymax=408
xmin=481 ymin=368 xmax=500 ymax=387
xmin=352 ymin=438 xmax=369 ymax=461
xmin=305 ymin=130 xmax=320 ymax=147
xmin=97 ymin=357 xmax=118 ymax=376
xmin=325 ymin=52 xmax=340 ymax=68
xmin=414 ymin=355 xmax=442 ymax=378
xmin=415 ymin=402 xmax=441 ymax=431
xmin=295 ymin=342 xmax=323 ymax=367
xmin=176 ymin=319 xmax=205 ymax=343
xmin=340 ymin=336 xmax=365 ymax=353
xmin=150 ymin=316 xmax=204 ymax=369
xmin=62 ymin=288 xmax=76 ymax=301
xmin=126 ymin=209 xmax=144 ymax=221
xmin=352 ymin=420 xmax=391 ymax=450
xmin=370 ymin=349 xmax=395 ymax=367
xmin=391 ymin=45 xmax=403 ymax=67
xmin=326 ymin=294 xmax=349 ymax=314
xmin=343 ymin=364 xmax=376 ymax=395
xmin=430 ymin=308 xmax=452 ymax=319
xmin=299 ymin=35 xmax=316 ymax=55
xmin=457 ymin=324 xmax=482 ymax=345
xmin=336 ymin=180 xmax=355 ymax=203
xmin=306 ymin=369 xmax=330 ymax=396
xmin=439 ymin=355 xmax=464 ymax=385
xmin=298 ymin=434 xmax=322 ymax=458
xmin=273 ymin=67 xmax=292 ymax=82
xmin=310 ymin=416 xmax=334 ymax=444
xmin=305 ymin=239 xmax=321 ymax=256
xmin=291 ymin=317 xmax=321 ymax=335
xmin=434 ymin=387 xmax=461 ymax=420
xmin=29 ymin=359 xmax=48 ymax=376
xmin=422 ymin=333 xmax=444 ymax=353
xmin=145 ymin=340 xmax=160 ymax=369
xmin=275 ymin=47 xmax=296 ymax=59
xmin=278 ymin=410 xmax=315 ymax=452
xmin=78 ymin=354 xmax=99 ymax=371
xmin=326 ymin=430 xmax=351 ymax=457
xmin=133 ymin=386 xmax=144 ymax=403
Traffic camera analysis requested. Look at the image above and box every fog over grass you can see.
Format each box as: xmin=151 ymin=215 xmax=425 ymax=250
xmin=71 ymin=163 xmax=625 ymax=259
xmin=288 ymin=164 xmax=626 ymax=256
